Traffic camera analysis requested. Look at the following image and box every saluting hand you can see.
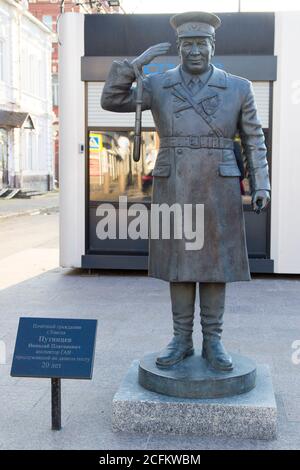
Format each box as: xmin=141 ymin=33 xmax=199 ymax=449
xmin=131 ymin=43 xmax=171 ymax=70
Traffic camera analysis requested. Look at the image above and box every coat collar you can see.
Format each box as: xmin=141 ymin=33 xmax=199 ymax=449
xmin=163 ymin=64 xmax=228 ymax=89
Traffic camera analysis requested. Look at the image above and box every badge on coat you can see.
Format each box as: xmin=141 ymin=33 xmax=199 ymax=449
xmin=201 ymin=95 xmax=221 ymax=115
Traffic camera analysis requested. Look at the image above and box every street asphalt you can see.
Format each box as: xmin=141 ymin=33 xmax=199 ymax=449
xmin=0 ymin=192 xmax=59 ymax=219
xmin=0 ymin=211 xmax=300 ymax=450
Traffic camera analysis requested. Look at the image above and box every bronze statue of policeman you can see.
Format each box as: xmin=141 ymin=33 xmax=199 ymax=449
xmin=101 ymin=11 xmax=271 ymax=371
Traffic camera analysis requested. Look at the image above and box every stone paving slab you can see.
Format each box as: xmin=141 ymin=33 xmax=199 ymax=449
xmin=0 ymin=192 xmax=59 ymax=219
xmin=0 ymin=257 xmax=299 ymax=448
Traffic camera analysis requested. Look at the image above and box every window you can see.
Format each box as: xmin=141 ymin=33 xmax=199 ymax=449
xmin=42 ymin=16 xmax=53 ymax=31
xmin=52 ymin=74 xmax=58 ymax=106
xmin=0 ymin=40 xmax=4 ymax=81
xmin=38 ymin=131 xmax=45 ymax=171
xmin=89 ymin=130 xmax=158 ymax=203
xmin=26 ymin=130 xmax=33 ymax=170
xmin=38 ymin=60 xmax=45 ymax=98
xmin=21 ymin=48 xmax=28 ymax=92
xmin=29 ymin=55 xmax=35 ymax=94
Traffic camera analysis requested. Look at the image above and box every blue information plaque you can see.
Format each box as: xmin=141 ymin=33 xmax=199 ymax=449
xmin=11 ymin=318 xmax=97 ymax=379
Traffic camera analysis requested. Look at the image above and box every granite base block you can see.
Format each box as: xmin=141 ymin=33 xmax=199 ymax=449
xmin=112 ymin=361 xmax=277 ymax=440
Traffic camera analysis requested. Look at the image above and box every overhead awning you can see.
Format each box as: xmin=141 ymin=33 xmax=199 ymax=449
xmin=0 ymin=110 xmax=35 ymax=129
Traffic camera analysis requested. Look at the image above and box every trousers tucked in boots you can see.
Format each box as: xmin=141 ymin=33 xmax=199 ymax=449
xmin=156 ymin=282 xmax=233 ymax=370
xmin=155 ymin=282 xmax=195 ymax=367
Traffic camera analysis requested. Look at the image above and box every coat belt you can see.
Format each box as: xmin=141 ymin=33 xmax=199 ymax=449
xmin=160 ymin=136 xmax=234 ymax=150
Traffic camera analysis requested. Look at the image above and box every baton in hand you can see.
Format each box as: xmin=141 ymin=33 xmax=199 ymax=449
xmin=132 ymin=63 xmax=144 ymax=162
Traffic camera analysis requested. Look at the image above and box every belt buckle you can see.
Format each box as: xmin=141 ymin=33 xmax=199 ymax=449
xmin=190 ymin=136 xmax=199 ymax=148
xmin=212 ymin=137 xmax=219 ymax=148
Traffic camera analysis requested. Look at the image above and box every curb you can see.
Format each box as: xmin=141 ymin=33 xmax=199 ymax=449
xmin=0 ymin=206 xmax=59 ymax=221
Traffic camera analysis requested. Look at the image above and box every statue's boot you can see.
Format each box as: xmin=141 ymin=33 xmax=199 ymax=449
xmin=200 ymin=283 xmax=233 ymax=371
xmin=156 ymin=282 xmax=195 ymax=368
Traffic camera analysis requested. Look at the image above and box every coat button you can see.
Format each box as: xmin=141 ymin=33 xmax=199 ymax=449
xmin=177 ymin=148 xmax=183 ymax=155
xmin=175 ymin=113 xmax=181 ymax=118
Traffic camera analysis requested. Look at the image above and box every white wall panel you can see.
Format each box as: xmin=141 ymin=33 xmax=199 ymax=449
xmin=59 ymin=13 xmax=85 ymax=268
xmin=271 ymin=12 xmax=300 ymax=273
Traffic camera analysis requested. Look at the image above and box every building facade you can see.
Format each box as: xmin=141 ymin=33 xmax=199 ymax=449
xmin=0 ymin=0 xmax=54 ymax=191
xmin=28 ymin=1 xmax=121 ymax=184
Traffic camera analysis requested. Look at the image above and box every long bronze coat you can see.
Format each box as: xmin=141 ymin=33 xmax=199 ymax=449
xmin=101 ymin=61 xmax=270 ymax=282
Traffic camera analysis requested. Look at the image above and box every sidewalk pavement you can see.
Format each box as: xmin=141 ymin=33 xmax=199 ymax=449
xmin=0 ymin=191 xmax=59 ymax=219
xmin=0 ymin=265 xmax=300 ymax=449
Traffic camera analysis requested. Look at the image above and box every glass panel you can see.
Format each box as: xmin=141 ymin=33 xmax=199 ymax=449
xmin=52 ymin=74 xmax=58 ymax=106
xmin=42 ymin=15 xmax=53 ymax=31
xmin=88 ymin=128 xmax=270 ymax=257
xmin=89 ymin=130 xmax=158 ymax=203
xmin=0 ymin=40 xmax=4 ymax=81
xmin=26 ymin=130 xmax=33 ymax=170
xmin=89 ymin=129 xmax=269 ymax=205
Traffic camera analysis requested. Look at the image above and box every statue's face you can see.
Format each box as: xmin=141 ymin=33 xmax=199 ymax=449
xmin=178 ymin=36 xmax=215 ymax=75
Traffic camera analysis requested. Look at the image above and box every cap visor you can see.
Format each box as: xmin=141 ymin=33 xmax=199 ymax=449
xmin=178 ymin=32 xmax=212 ymax=37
